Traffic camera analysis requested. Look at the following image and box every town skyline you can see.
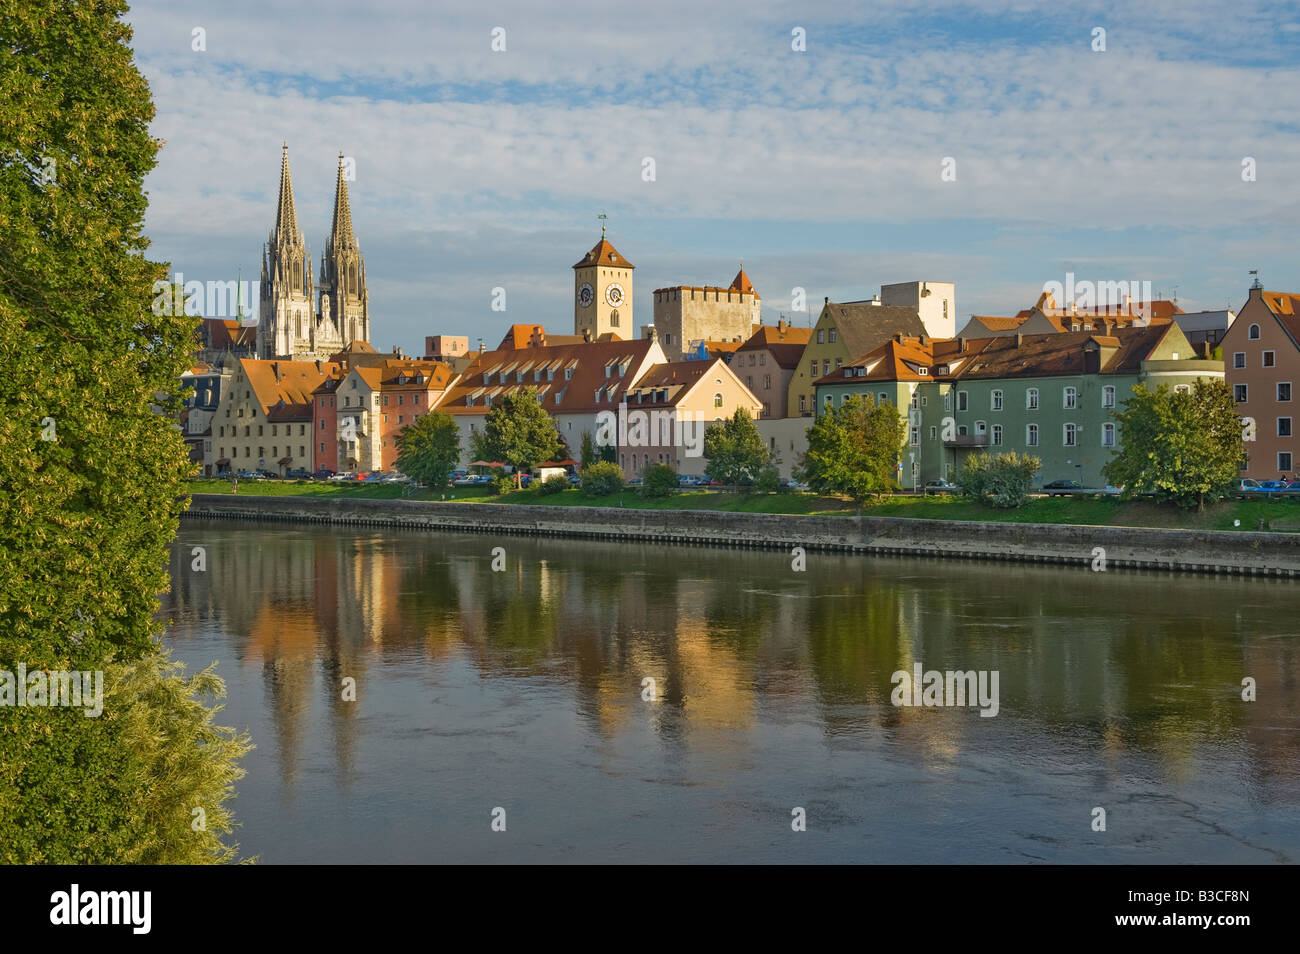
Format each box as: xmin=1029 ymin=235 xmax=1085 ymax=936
xmin=128 ymin=0 xmax=1300 ymax=356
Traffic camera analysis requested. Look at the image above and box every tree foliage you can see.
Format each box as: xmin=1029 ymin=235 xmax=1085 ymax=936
xmin=1102 ymin=380 xmax=1243 ymax=509
xmin=703 ymin=408 xmax=767 ymax=488
xmin=580 ymin=461 xmax=624 ymax=496
xmin=395 ymin=411 xmax=460 ymax=490
xmin=955 ymin=451 xmax=1041 ymax=508
xmin=640 ymin=462 xmax=678 ymax=498
xmin=798 ymin=395 xmax=907 ymax=502
xmin=0 ymin=0 xmax=248 ymax=862
xmin=477 ymin=390 xmax=563 ymax=475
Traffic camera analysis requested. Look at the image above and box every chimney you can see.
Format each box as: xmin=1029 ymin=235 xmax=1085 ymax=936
xmin=958 ymin=337 xmax=967 ymax=353
xmin=895 ymin=332 xmax=904 ymax=343
xmin=583 ymin=328 xmax=592 ymax=343
xmin=1014 ymin=333 xmax=1023 ymax=348
xmin=272 ymin=362 xmax=281 ymax=382
xmin=918 ymin=333 xmax=926 ymax=346
xmin=870 ymin=294 xmax=881 ymax=306
xmin=778 ymin=318 xmax=787 ymax=334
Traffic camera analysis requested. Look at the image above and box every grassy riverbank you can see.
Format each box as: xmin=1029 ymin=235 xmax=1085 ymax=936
xmin=187 ymin=479 xmax=1300 ymax=532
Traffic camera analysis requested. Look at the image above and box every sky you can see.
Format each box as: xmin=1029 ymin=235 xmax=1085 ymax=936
xmin=128 ymin=0 xmax=1300 ymax=355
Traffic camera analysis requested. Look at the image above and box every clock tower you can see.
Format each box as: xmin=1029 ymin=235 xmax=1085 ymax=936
xmin=573 ymin=232 xmax=634 ymax=339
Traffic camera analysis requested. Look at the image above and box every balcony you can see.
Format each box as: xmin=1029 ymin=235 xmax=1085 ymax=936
xmin=942 ymin=434 xmax=990 ymax=448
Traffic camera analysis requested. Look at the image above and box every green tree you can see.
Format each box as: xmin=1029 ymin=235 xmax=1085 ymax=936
xmin=395 ymin=411 xmax=460 ymax=490
xmin=798 ymin=395 xmax=907 ymax=502
xmin=955 ymin=451 xmax=1041 ymax=508
xmin=580 ymin=431 xmax=596 ymax=468
xmin=478 ymin=389 xmax=563 ymax=484
xmin=1103 ymin=380 xmax=1243 ymax=510
xmin=703 ymin=408 xmax=767 ymax=488
xmin=0 ymin=0 xmax=247 ymax=862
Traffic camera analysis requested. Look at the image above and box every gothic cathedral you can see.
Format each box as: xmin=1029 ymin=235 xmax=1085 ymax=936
xmin=258 ymin=146 xmax=371 ymax=360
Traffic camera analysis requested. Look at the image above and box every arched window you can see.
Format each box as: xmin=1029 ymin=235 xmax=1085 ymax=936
xmin=714 ymin=393 xmax=723 ymax=408
xmin=1027 ymin=424 xmax=1039 ymax=446
xmin=1249 ymin=324 xmax=1261 ymax=339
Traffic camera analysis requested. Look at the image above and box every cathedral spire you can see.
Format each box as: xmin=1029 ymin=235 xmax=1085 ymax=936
xmin=329 ymin=152 xmax=357 ymax=250
xmin=274 ymin=143 xmax=299 ymax=242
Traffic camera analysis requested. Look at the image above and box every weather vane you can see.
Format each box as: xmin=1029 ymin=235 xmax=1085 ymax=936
xmin=598 ymin=211 xmax=607 ymax=236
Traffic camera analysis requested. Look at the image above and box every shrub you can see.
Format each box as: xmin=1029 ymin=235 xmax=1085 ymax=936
xmin=580 ymin=461 xmax=624 ymax=496
xmin=955 ymin=451 xmax=1041 ymax=508
xmin=491 ymin=474 xmax=515 ymax=495
xmin=641 ymin=463 xmax=678 ymax=498
xmin=539 ymin=473 xmax=569 ymax=495
xmin=754 ymin=465 xmax=782 ymax=494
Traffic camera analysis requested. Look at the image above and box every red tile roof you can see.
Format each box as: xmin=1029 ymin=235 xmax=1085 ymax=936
xmin=573 ymin=238 xmax=633 ymax=269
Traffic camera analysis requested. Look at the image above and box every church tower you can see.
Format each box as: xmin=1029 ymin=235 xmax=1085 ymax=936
xmin=258 ymin=145 xmax=314 ymax=359
xmin=318 ymin=153 xmax=370 ymax=350
xmin=573 ymin=230 xmax=633 ymax=339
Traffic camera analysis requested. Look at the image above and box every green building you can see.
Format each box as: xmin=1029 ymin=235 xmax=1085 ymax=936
xmin=813 ymin=324 xmax=1223 ymax=488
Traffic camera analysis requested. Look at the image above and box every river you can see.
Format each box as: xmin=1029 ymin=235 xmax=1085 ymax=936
xmin=162 ymin=520 xmax=1299 ymax=863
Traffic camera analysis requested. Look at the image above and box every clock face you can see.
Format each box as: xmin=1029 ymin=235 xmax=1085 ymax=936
xmin=605 ymin=283 xmax=625 ymax=307
xmin=578 ymin=282 xmax=594 ymax=307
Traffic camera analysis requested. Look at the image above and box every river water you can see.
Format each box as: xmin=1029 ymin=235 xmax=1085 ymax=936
xmin=161 ymin=520 xmax=1299 ymax=863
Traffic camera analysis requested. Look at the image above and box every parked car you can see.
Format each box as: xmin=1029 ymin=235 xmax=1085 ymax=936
xmin=1041 ymin=480 xmax=1083 ymax=495
xmin=285 ymin=468 xmax=310 ymax=479
xmin=235 ymin=469 xmax=258 ymax=479
xmin=567 ymin=474 xmax=583 ymax=486
xmin=782 ymin=478 xmax=811 ymax=492
xmin=1233 ymin=478 xmax=1262 ymax=493
xmin=453 ymin=474 xmax=488 ymax=487
xmin=312 ymin=468 xmax=336 ymax=480
xmin=923 ymin=479 xmax=957 ymax=495
xmin=327 ymin=472 xmax=352 ymax=482
xmin=626 ymin=477 xmax=643 ymax=487
xmin=1257 ymin=480 xmax=1288 ymax=494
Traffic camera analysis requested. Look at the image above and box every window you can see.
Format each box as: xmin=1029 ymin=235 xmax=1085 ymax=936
xmin=921 ymin=397 xmax=927 ymax=407
xmin=991 ymin=390 xmax=1002 ymax=411
xmin=835 ymin=358 xmax=843 ymax=369
xmin=1103 ymin=423 xmax=1115 ymax=447
xmin=1278 ymin=417 xmax=1292 ymax=437
xmin=1064 ymin=423 xmax=1077 ymax=446
xmin=1026 ymin=388 xmax=1038 ymax=409
xmin=1102 ymin=386 xmax=1115 ymax=408
xmin=799 ymin=395 xmax=807 ymax=413
xmin=991 ymin=424 xmax=1002 ymax=446
xmin=746 ymin=375 xmax=753 ymax=388
xmin=759 ymin=354 xmax=766 ymax=366
xmin=762 ymin=402 xmax=770 ymax=416
xmin=975 ymin=421 xmax=987 ymax=435
xmin=1280 ymin=383 xmax=1293 ymax=402
xmin=816 ymin=329 xmax=824 ymax=344
xmin=1280 ymin=452 xmax=1293 ymax=472
xmin=929 ymin=425 xmax=937 ymax=439
xmin=1027 ymin=424 xmax=1039 ymax=446
xmin=714 ymin=393 xmax=723 ymax=408
xmin=320 ymin=442 xmax=325 ymax=453
xmin=1264 ymin=351 xmax=1276 ymax=368
xmin=1234 ymin=352 xmax=1246 ymax=369
xmin=909 ymin=426 xmax=919 ymax=446
xmin=824 ymin=394 xmax=833 ymax=409
xmin=809 ymin=361 xmax=818 ymax=377
xmin=910 ymin=392 xmax=918 ymax=409
xmin=764 ymin=375 xmax=771 ymax=389
xmin=1063 ymin=387 xmax=1077 ymax=409
xmin=822 ymin=360 xmax=831 ymax=376
xmin=957 ymin=391 xmax=968 ymax=411
xmin=878 ymin=392 xmax=889 ymax=405
xmin=258 ymin=425 xmax=264 ymax=436
xmin=1234 ymin=384 xmax=1248 ymax=403
xmin=1174 ymin=385 xmax=1190 ymax=395
xmin=1249 ymin=324 xmax=1260 ymax=339
xmin=748 ymin=354 xmax=756 ymax=366
xmin=943 ymin=392 xmax=951 ymax=412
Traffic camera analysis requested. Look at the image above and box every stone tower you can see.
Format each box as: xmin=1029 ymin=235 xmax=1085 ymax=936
xmin=318 ymin=153 xmax=370 ymax=349
xmin=258 ymin=145 xmax=314 ymax=359
xmin=573 ymin=232 xmax=634 ymax=339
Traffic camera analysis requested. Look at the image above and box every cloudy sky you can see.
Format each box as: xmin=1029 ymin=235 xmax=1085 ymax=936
xmin=128 ymin=0 xmax=1300 ymax=354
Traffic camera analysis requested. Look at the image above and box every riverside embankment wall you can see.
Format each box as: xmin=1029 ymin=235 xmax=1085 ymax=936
xmin=182 ymin=494 xmax=1300 ymax=577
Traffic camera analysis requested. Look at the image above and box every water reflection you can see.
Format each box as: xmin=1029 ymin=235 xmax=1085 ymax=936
xmin=163 ymin=521 xmax=1300 ymax=862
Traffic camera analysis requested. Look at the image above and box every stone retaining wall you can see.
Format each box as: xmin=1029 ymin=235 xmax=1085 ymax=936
xmin=181 ymin=494 xmax=1300 ymax=577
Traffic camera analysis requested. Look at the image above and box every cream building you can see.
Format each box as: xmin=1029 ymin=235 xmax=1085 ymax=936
xmin=208 ymin=358 xmax=338 ymax=475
